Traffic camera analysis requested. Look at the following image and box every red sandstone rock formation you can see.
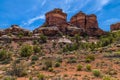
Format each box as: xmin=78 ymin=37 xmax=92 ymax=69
xmin=111 ymin=23 xmax=120 ymax=31
xmin=4 ymin=25 xmax=30 ymax=36
xmin=34 ymin=8 xmax=69 ymax=36
xmin=70 ymin=11 xmax=105 ymax=36
xmin=70 ymin=11 xmax=86 ymax=30
xmin=34 ymin=9 xmax=105 ymax=36
xmin=45 ymin=8 xmax=67 ymax=27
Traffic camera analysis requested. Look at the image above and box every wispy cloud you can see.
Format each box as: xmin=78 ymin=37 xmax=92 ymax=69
xmin=103 ymin=18 xmax=120 ymax=26
xmin=28 ymin=15 xmax=45 ymax=24
xmin=64 ymin=0 xmax=91 ymax=13
xmin=21 ymin=15 xmax=45 ymax=27
xmin=41 ymin=0 xmax=46 ymax=7
xmin=90 ymin=0 xmax=110 ymax=12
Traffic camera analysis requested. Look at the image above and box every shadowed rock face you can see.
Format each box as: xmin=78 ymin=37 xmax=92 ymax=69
xmin=111 ymin=23 xmax=120 ymax=31
xmin=33 ymin=26 xmax=60 ymax=36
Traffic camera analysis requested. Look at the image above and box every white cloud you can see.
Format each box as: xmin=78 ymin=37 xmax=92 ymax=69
xmin=21 ymin=15 xmax=45 ymax=27
xmin=103 ymin=18 xmax=120 ymax=26
xmin=89 ymin=0 xmax=110 ymax=12
xmin=64 ymin=0 xmax=91 ymax=13
xmin=28 ymin=15 xmax=45 ymax=24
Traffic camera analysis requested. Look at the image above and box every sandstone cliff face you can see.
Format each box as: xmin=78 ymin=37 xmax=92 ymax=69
xmin=111 ymin=23 xmax=120 ymax=31
xmin=34 ymin=9 xmax=105 ymax=36
xmin=4 ymin=25 xmax=30 ymax=36
xmin=70 ymin=11 xmax=86 ymax=30
xmin=70 ymin=11 xmax=105 ymax=36
xmin=33 ymin=8 xmax=68 ymax=36
xmin=45 ymin=8 xmax=67 ymax=27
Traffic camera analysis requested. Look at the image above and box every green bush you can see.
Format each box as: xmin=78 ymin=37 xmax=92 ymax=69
xmin=44 ymin=60 xmax=52 ymax=70
xmin=92 ymin=69 xmax=101 ymax=77
xmin=33 ymin=46 xmax=41 ymax=53
xmin=31 ymin=55 xmax=39 ymax=61
xmin=37 ymin=74 xmax=45 ymax=80
xmin=56 ymin=57 xmax=62 ymax=63
xmin=9 ymin=61 xmax=28 ymax=77
xmin=85 ymin=54 xmax=95 ymax=63
xmin=33 ymin=40 xmax=38 ymax=45
xmin=77 ymin=64 xmax=83 ymax=71
xmin=103 ymin=75 xmax=111 ymax=80
xmin=20 ymin=44 xmax=33 ymax=57
xmin=63 ymin=43 xmax=79 ymax=52
xmin=85 ymin=58 xmax=91 ymax=63
xmin=0 ymin=49 xmax=12 ymax=61
xmin=48 ymin=67 xmax=53 ymax=72
xmin=86 ymin=54 xmax=95 ymax=61
xmin=86 ymin=64 xmax=91 ymax=71
xmin=67 ymin=57 xmax=77 ymax=63
xmin=4 ymin=76 xmax=16 ymax=80
xmin=54 ymin=62 xmax=60 ymax=67
xmin=39 ymin=34 xmax=47 ymax=43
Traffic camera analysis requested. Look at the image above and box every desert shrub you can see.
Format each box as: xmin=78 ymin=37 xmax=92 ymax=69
xmin=75 ymin=34 xmax=81 ymax=44
xmin=48 ymin=67 xmax=53 ymax=72
xmin=31 ymin=55 xmax=39 ymax=61
xmin=86 ymin=54 xmax=95 ymax=61
xmin=37 ymin=74 xmax=45 ymax=80
xmin=4 ymin=76 xmax=16 ymax=80
xmin=29 ymin=77 xmax=33 ymax=80
xmin=33 ymin=40 xmax=38 ymax=45
xmin=103 ymin=75 xmax=111 ymax=80
xmin=85 ymin=54 xmax=95 ymax=63
xmin=0 ymin=49 xmax=12 ymax=61
xmin=77 ymin=64 xmax=83 ymax=71
xmin=86 ymin=64 xmax=91 ymax=71
xmin=54 ymin=62 xmax=60 ymax=67
xmin=39 ymin=34 xmax=47 ymax=43
xmin=63 ymin=43 xmax=79 ymax=52
xmin=44 ymin=60 xmax=52 ymax=70
xmin=30 ymin=61 xmax=35 ymax=65
xmin=92 ymin=69 xmax=101 ymax=77
xmin=56 ymin=57 xmax=62 ymax=63
xmin=104 ymin=52 xmax=120 ymax=57
xmin=33 ymin=45 xmax=41 ymax=53
xmin=8 ymin=61 xmax=28 ymax=77
xmin=85 ymin=58 xmax=91 ymax=63
xmin=67 ymin=57 xmax=77 ymax=63
xmin=20 ymin=44 xmax=33 ymax=57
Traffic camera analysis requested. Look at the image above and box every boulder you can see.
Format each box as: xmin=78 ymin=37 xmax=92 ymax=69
xmin=33 ymin=26 xmax=60 ymax=36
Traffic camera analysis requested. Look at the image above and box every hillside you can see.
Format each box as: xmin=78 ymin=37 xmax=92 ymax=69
xmin=0 ymin=29 xmax=120 ymax=80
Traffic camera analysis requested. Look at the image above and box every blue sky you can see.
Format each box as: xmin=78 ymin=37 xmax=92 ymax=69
xmin=0 ymin=0 xmax=120 ymax=31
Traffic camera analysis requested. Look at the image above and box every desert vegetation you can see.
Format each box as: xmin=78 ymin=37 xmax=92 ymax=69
xmin=0 ymin=31 xmax=120 ymax=80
